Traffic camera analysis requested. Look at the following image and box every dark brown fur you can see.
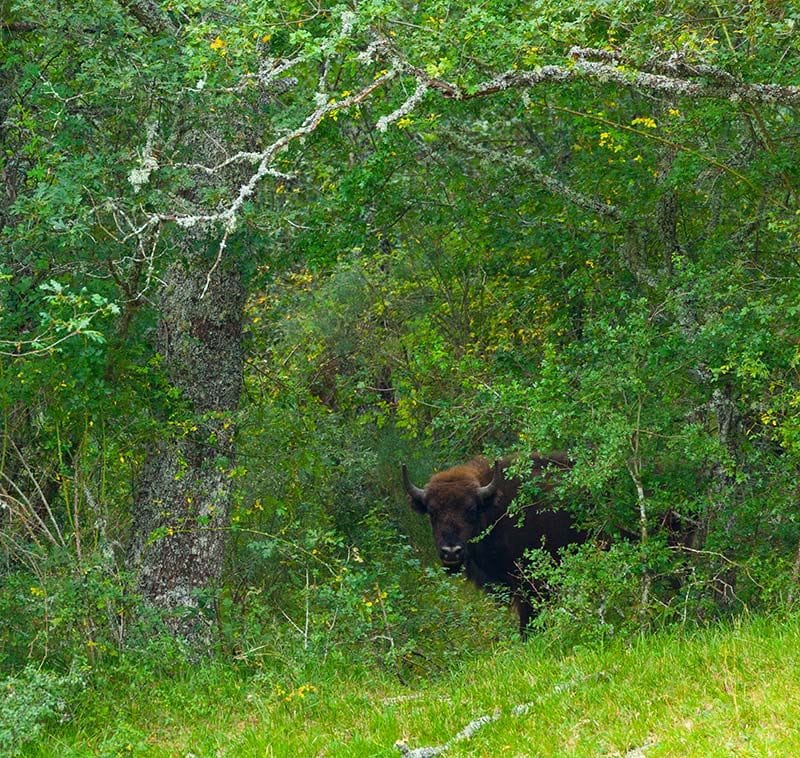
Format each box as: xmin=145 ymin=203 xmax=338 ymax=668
xmin=404 ymin=454 xmax=586 ymax=635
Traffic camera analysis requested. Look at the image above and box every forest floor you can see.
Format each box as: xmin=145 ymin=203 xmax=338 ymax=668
xmin=26 ymin=613 xmax=800 ymax=757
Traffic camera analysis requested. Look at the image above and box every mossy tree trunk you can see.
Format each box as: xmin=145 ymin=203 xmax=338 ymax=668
xmin=128 ymin=246 xmax=244 ymax=639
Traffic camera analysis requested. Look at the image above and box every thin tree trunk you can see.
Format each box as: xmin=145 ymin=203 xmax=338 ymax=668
xmin=789 ymin=532 xmax=800 ymax=605
xmin=128 ymin=244 xmax=244 ymax=640
xmin=628 ymin=456 xmax=652 ymax=620
xmin=708 ymin=384 xmax=740 ymax=605
xmin=628 ymin=402 xmax=651 ymax=623
xmin=651 ymin=174 xmax=743 ymax=603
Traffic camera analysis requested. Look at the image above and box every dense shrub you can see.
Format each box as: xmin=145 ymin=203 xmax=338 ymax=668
xmin=0 ymin=665 xmax=84 ymax=755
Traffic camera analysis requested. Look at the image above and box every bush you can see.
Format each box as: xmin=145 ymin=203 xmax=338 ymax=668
xmin=0 ymin=665 xmax=84 ymax=754
xmin=220 ymin=504 xmax=511 ymax=680
xmin=0 ymin=557 xmax=129 ymax=671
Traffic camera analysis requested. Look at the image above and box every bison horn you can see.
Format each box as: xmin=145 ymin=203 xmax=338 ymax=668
xmin=476 ymin=459 xmax=502 ymax=500
xmin=401 ymin=464 xmax=426 ymax=501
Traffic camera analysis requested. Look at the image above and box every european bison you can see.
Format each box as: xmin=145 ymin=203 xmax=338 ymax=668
xmin=402 ymin=453 xmax=586 ymax=635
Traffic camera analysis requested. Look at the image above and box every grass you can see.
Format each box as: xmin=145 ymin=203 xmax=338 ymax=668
xmin=25 ymin=612 xmax=800 ymax=756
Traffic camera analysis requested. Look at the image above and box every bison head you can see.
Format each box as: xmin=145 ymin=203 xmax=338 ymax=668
xmin=402 ymin=460 xmax=501 ymax=571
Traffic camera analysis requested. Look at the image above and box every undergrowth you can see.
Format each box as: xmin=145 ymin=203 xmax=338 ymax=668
xmin=12 ymin=612 xmax=800 ymax=756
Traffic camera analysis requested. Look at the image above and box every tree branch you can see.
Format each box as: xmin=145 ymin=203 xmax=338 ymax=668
xmin=402 ymin=45 xmax=800 ymax=107
xmin=1 ymin=20 xmax=39 ymax=32
xmin=449 ymin=134 xmax=622 ymax=221
xmin=116 ymin=0 xmax=174 ymax=35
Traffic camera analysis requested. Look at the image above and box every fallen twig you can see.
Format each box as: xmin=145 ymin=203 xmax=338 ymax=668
xmin=395 ymin=710 xmax=500 ymax=757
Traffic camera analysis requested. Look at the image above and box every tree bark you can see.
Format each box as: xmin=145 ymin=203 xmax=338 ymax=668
xmin=128 ymin=243 xmax=244 ymax=640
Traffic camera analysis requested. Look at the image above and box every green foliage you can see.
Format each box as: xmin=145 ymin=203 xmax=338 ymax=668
xmin=2 ymin=0 xmax=800 ymax=708
xmin=18 ymin=613 xmax=800 ymax=755
xmin=223 ymin=522 xmax=508 ymax=678
xmin=523 ymin=542 xmax=652 ymax=644
xmin=0 ymin=279 xmax=119 ymax=356
xmin=229 ymin=332 xmax=511 ymax=674
xmin=0 ymin=558 xmax=130 ymax=670
xmin=0 ymin=665 xmax=84 ymax=755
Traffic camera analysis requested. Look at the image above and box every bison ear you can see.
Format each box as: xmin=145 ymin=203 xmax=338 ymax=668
xmin=409 ymin=494 xmax=427 ymax=514
xmin=401 ymin=464 xmax=427 ymax=514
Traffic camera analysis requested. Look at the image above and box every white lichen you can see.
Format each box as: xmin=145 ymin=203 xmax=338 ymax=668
xmin=394 ymin=710 xmax=501 ymax=757
xmin=376 ymin=80 xmax=428 ymax=132
xmin=129 ymin=121 xmax=160 ymax=193
xmin=340 ymin=10 xmax=356 ymax=37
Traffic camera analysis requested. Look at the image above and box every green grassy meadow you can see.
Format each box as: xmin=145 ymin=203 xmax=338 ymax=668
xmin=25 ymin=613 xmax=800 ymax=756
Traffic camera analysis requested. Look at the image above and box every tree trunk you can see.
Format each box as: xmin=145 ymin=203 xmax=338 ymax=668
xmin=708 ymin=383 xmax=740 ymax=605
xmin=128 ymin=244 xmax=244 ymax=640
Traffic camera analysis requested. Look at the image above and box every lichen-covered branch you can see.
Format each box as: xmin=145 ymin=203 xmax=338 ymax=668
xmin=394 ymin=703 xmax=535 ymax=757
xmin=124 ymin=25 xmax=800 ymax=260
xmin=395 ymin=711 xmax=500 ymax=757
xmin=408 ymin=47 xmax=800 ymax=106
xmin=570 ymin=47 xmax=739 ymax=85
xmin=159 ymin=68 xmax=398 ymax=233
xmin=124 ymin=14 xmax=398 ymax=242
xmin=376 ymin=80 xmax=429 ymax=132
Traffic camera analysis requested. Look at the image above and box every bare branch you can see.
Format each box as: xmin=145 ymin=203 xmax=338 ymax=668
xmin=199 ymin=225 xmax=230 ymax=299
